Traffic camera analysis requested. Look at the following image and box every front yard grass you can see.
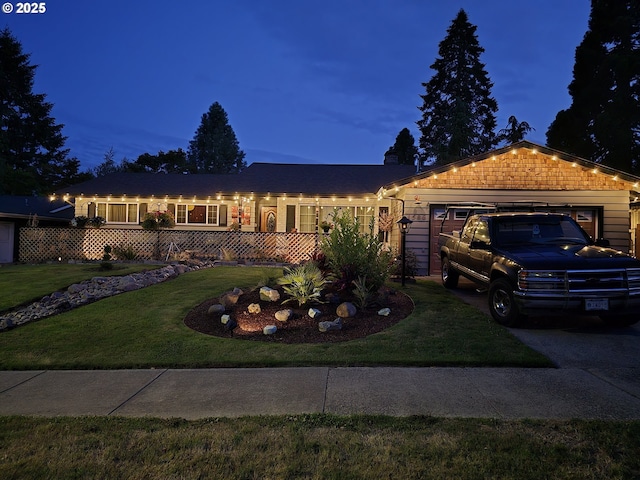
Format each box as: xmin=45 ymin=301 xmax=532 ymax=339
xmin=0 ymin=266 xmax=552 ymax=369
xmin=1 ymin=415 xmax=638 ymax=479
xmin=0 ymin=262 xmax=161 ymax=312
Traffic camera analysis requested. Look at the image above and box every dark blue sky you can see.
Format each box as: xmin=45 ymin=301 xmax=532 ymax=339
xmin=4 ymin=0 xmax=590 ymax=169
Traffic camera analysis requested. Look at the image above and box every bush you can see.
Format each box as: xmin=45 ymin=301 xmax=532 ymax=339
xmin=352 ymin=276 xmax=377 ymax=309
xmin=391 ymin=248 xmax=418 ymax=278
xmin=320 ymin=209 xmax=393 ymax=291
xmin=112 ymin=244 xmax=138 ymax=261
xmin=89 ymin=216 xmax=105 ymax=228
xmin=277 ymin=263 xmax=328 ymax=307
xmin=141 ymin=211 xmax=175 ymax=230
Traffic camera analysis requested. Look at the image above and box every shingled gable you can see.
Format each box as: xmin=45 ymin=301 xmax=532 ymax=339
xmin=57 ymin=163 xmax=417 ymax=198
xmin=381 ymin=140 xmax=640 ymax=193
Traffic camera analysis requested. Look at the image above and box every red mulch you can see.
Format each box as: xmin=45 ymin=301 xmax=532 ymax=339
xmin=184 ymin=285 xmax=414 ymax=344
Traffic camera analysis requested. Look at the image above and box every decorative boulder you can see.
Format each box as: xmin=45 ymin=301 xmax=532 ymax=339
xmin=319 ymin=318 xmax=342 ymax=332
xmin=378 ymin=307 xmax=391 ymax=316
xmin=259 ymin=286 xmax=280 ymax=302
xmin=263 ymin=325 xmax=277 ymax=335
xmin=220 ymin=291 xmax=241 ymax=309
xmin=336 ymin=302 xmax=357 ymax=318
xmin=208 ymin=304 xmax=226 ymax=315
xmin=275 ymin=309 xmax=293 ymax=322
xmin=221 ymin=314 xmax=231 ymax=324
xmin=308 ymin=308 xmax=322 ymax=319
xmin=247 ymin=303 xmax=261 ymax=314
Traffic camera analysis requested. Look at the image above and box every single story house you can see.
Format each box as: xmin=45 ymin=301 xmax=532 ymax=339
xmin=0 ymin=195 xmax=74 ymax=263
xmin=53 ymin=141 xmax=640 ymax=275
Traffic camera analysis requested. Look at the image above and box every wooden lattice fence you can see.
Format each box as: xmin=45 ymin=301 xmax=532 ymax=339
xmin=19 ymin=227 xmax=322 ymax=264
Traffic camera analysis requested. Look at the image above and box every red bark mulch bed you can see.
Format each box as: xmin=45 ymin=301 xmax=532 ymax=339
xmin=184 ymin=285 xmax=414 ymax=344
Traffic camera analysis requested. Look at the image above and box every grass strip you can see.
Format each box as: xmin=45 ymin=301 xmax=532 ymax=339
xmin=0 ymin=415 xmax=637 ymax=479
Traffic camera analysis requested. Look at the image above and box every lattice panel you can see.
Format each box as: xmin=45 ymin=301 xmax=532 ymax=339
xmin=18 ymin=228 xmax=322 ymax=264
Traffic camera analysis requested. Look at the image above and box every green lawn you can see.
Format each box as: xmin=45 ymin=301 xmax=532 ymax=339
xmin=1 ymin=415 xmax=638 ymax=479
xmin=0 ymin=266 xmax=551 ymax=369
xmin=0 ymin=262 xmax=161 ymax=312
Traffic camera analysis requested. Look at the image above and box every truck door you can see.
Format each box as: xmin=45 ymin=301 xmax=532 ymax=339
xmin=469 ymin=219 xmax=491 ymax=281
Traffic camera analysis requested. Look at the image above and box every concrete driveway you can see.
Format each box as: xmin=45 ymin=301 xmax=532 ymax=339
xmin=433 ymin=275 xmax=640 ymax=369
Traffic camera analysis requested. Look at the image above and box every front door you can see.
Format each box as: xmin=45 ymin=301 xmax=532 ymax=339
xmin=260 ymin=207 xmax=277 ymax=232
xmin=0 ymin=222 xmax=15 ymax=263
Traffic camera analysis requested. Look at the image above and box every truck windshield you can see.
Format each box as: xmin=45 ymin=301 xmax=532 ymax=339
xmin=494 ymin=217 xmax=590 ymax=246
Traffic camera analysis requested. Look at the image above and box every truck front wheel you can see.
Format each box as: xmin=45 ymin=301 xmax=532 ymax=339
xmin=441 ymin=256 xmax=459 ymax=288
xmin=488 ymin=278 xmax=522 ymax=327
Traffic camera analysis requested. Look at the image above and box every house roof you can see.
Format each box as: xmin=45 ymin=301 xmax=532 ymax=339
xmin=56 ymin=163 xmax=417 ymax=198
xmin=381 ymin=141 xmax=640 ymax=192
xmin=0 ymin=196 xmax=74 ymax=222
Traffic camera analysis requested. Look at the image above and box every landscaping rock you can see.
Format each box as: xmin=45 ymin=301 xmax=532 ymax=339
xmin=275 ymin=309 xmax=293 ymax=322
xmin=263 ymin=325 xmax=277 ymax=335
xmin=378 ymin=307 xmax=391 ymax=316
xmin=247 ymin=303 xmax=261 ymax=314
xmin=225 ymin=317 xmax=238 ymax=331
xmin=221 ymin=314 xmax=231 ymax=324
xmin=208 ymin=304 xmax=226 ymax=315
xmin=336 ymin=302 xmax=357 ymax=318
xmin=259 ymin=286 xmax=280 ymax=302
xmin=220 ymin=291 xmax=241 ymax=308
xmin=308 ymin=307 xmax=322 ymax=319
xmin=319 ymin=318 xmax=342 ymax=332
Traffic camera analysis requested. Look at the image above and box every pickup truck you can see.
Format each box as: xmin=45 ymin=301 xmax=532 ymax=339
xmin=438 ymin=212 xmax=640 ymax=327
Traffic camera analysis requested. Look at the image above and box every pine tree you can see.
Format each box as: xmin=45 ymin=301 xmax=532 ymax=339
xmin=0 ymin=28 xmax=80 ymax=194
xmin=546 ymin=0 xmax=640 ymax=174
xmin=497 ymin=116 xmax=534 ymax=145
xmin=187 ymin=102 xmax=246 ymax=174
xmin=386 ymin=128 xmax=419 ymax=166
xmin=417 ymin=9 xmax=498 ymax=166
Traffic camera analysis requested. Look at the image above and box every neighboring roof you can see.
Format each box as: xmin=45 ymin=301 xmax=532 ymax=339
xmin=0 ymin=196 xmax=74 ymax=221
xmin=382 ymin=140 xmax=640 ymax=191
xmin=56 ymin=163 xmax=417 ymax=198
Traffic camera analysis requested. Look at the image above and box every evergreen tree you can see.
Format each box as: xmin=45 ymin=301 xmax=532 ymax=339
xmin=546 ymin=0 xmax=640 ymax=174
xmin=417 ymin=9 xmax=498 ymax=166
xmin=0 ymin=28 xmax=81 ymax=194
xmin=386 ymin=128 xmax=419 ymax=165
xmin=187 ymin=102 xmax=246 ymax=174
xmin=497 ymin=116 xmax=534 ymax=145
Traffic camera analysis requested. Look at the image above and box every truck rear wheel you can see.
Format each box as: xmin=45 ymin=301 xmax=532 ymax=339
xmin=488 ymin=278 xmax=521 ymax=327
xmin=441 ymin=257 xmax=459 ymax=288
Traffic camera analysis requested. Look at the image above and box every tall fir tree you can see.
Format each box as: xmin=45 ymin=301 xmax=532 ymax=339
xmin=385 ymin=128 xmax=419 ymax=165
xmin=187 ymin=102 xmax=246 ymax=174
xmin=546 ymin=0 xmax=640 ymax=174
xmin=0 ymin=28 xmax=82 ymax=194
xmin=417 ymin=9 xmax=498 ymax=166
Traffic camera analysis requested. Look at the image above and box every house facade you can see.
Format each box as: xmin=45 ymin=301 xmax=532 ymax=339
xmin=51 ymin=141 xmax=640 ymax=274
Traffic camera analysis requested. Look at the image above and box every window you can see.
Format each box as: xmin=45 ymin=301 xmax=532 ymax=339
xmin=96 ymin=203 xmax=139 ymax=223
xmin=299 ymin=205 xmax=316 ymax=233
xmin=355 ymin=206 xmax=374 ymax=233
xmin=175 ymin=204 xmax=219 ymax=225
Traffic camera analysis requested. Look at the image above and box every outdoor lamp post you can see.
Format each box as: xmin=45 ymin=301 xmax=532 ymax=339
xmin=397 ymin=216 xmax=413 ymax=286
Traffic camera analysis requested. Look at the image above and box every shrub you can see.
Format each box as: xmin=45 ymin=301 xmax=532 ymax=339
xmin=141 ymin=211 xmax=175 ymax=230
xmin=391 ymin=248 xmax=418 ymax=278
xmin=352 ymin=276 xmax=377 ymax=309
xmin=112 ymin=244 xmax=138 ymax=261
xmin=320 ymin=209 xmax=393 ymax=291
xmin=72 ymin=216 xmax=89 ymax=228
xmin=100 ymin=245 xmax=113 ymax=270
xmin=277 ymin=262 xmax=328 ymax=307
xmin=89 ymin=216 xmax=105 ymax=228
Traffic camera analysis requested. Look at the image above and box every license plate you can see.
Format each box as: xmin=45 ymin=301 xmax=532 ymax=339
xmin=585 ymin=298 xmax=609 ymax=311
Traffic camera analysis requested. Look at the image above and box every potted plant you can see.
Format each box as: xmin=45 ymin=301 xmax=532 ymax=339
xmin=320 ymin=220 xmax=333 ymax=233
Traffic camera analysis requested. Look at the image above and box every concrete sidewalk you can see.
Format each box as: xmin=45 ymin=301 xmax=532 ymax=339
xmin=1 ymin=366 xmax=639 ymax=420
